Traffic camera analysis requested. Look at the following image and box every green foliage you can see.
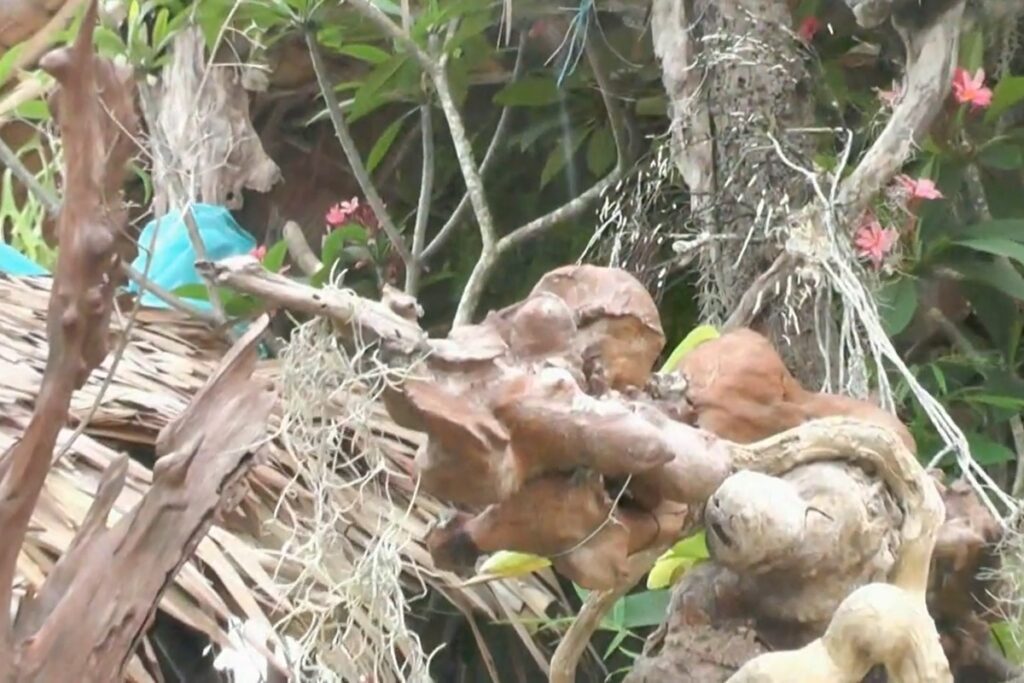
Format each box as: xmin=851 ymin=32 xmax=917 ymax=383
xmin=647 ymin=531 xmax=710 ymax=590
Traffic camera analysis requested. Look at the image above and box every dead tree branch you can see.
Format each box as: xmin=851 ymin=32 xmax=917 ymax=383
xmin=0 ymin=3 xmax=137 ymax=645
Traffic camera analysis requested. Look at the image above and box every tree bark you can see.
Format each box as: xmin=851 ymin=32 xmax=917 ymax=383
xmin=652 ymin=0 xmax=831 ymax=386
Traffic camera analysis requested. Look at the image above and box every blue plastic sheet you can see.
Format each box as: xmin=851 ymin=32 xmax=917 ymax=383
xmin=128 ymin=203 xmax=256 ymax=310
xmin=0 ymin=243 xmax=48 ymax=276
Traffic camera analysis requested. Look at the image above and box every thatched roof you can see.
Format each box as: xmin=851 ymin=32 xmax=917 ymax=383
xmin=0 ymin=274 xmax=565 ymax=681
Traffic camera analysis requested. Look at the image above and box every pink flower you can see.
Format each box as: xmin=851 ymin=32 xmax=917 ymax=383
xmin=854 ymin=213 xmax=897 ymax=268
xmin=952 ymin=67 xmax=993 ymax=109
xmin=250 ymin=244 xmax=267 ymax=261
xmin=326 ymin=198 xmax=360 ymax=227
xmin=798 ymin=16 xmax=821 ymax=43
xmin=895 ymin=175 xmax=943 ymax=201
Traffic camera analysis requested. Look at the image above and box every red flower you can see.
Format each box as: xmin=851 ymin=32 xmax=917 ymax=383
xmin=951 ymin=67 xmax=993 ymax=109
xmin=798 ymin=16 xmax=821 ymax=43
xmin=895 ymin=175 xmax=943 ymax=201
xmin=250 ymin=245 xmax=267 ymax=261
xmin=326 ymin=198 xmax=361 ymax=227
xmin=854 ymin=213 xmax=897 ymax=269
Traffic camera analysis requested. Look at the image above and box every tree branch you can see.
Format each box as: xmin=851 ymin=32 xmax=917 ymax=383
xmin=305 ymin=28 xmax=414 ymax=270
xmin=421 ymin=31 xmax=527 ymax=261
xmin=405 ymin=101 xmax=435 ymax=295
xmin=550 ymin=546 xmax=666 ymax=683
xmin=836 ymin=0 xmax=966 ymax=220
xmin=451 ymin=35 xmax=629 ymax=325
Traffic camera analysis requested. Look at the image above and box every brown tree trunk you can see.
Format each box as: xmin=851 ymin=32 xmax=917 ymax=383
xmin=653 ymin=0 xmax=832 ymax=386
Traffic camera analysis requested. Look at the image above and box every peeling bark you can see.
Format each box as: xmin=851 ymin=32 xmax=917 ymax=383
xmin=145 ymin=26 xmax=280 ymax=213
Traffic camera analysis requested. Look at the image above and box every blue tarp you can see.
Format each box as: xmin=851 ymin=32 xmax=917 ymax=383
xmin=128 ymin=203 xmax=256 ymax=310
xmin=0 ymin=243 xmax=48 ymax=276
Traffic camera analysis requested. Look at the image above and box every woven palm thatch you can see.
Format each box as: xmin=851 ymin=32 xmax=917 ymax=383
xmin=0 ymin=273 xmax=565 ymax=681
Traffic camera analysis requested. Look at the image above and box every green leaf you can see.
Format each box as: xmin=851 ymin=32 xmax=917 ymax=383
xmin=635 ymin=95 xmax=667 ymax=118
xmin=659 ymin=326 xmax=719 ymax=374
xmin=964 ymin=282 xmax=1022 ymax=364
xmin=618 ymin=590 xmax=671 ymax=629
xmin=13 ymin=99 xmax=50 ymax=121
xmin=603 ymin=628 xmax=631 ymax=660
xmin=978 ymin=144 xmax=1024 ymax=171
xmin=336 ymin=44 xmax=391 ymax=64
xmin=647 ymin=531 xmax=709 ymax=589
xmin=992 ymin=622 xmax=1024 ymax=664
xmin=152 ymin=7 xmax=171 ymax=46
xmin=366 ymin=114 xmax=407 ymax=174
xmin=963 ymin=219 xmax=1024 ymax=241
xmin=963 ymin=393 xmax=1024 ymax=410
xmin=171 ymin=283 xmax=212 ymax=301
xmin=262 ymin=239 xmax=289 ymax=273
xmin=965 ymin=433 xmax=1015 ymax=466
xmin=954 ymin=237 xmax=1024 ymax=268
xmin=315 ymin=225 xmax=371 ymax=286
xmin=876 ymin=277 xmax=918 ymax=336
xmin=493 ymin=77 xmax=561 ymax=107
xmin=0 ymin=44 xmax=22 ymax=88
xmin=953 ymin=258 xmax=1024 ymax=301
xmin=986 ymin=76 xmax=1024 ymax=123
xmin=586 ymin=126 xmax=617 ymax=177
xmin=539 ymin=128 xmax=587 ymax=188
xmin=348 ymin=54 xmax=408 ymax=123
xmin=93 ymin=26 xmax=127 ymax=56
xmin=369 ymin=0 xmax=405 ymax=16
xmin=223 ymin=291 xmax=260 ymax=317
xmin=929 ymin=363 xmax=948 ymax=395
xmin=959 ymin=27 xmax=984 ymax=72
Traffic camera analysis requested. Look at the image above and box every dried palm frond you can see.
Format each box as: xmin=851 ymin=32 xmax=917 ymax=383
xmin=0 ymin=274 xmax=566 ymax=681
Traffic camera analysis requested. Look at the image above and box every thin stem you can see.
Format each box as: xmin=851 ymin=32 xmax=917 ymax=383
xmin=430 ymin=49 xmax=499 ymax=251
xmin=305 ymin=28 xmax=414 ymax=269
xmin=0 ymin=137 xmax=60 ymax=213
xmin=405 ymin=102 xmax=434 ymax=295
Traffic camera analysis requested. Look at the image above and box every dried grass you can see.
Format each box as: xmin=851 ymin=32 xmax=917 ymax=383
xmin=0 ymin=274 xmax=565 ymax=682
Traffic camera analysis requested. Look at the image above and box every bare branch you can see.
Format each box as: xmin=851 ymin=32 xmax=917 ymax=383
xmin=430 ymin=43 xmax=500 ymax=252
xmin=305 ymin=29 xmax=414 ymax=269
xmin=422 ymin=32 xmax=527 ymax=261
xmin=198 ymin=255 xmax=426 ymax=358
xmin=282 ymin=220 xmax=323 ymax=276
xmin=451 ymin=36 xmax=629 ymax=324
xmin=405 ymin=101 xmax=435 ymax=295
